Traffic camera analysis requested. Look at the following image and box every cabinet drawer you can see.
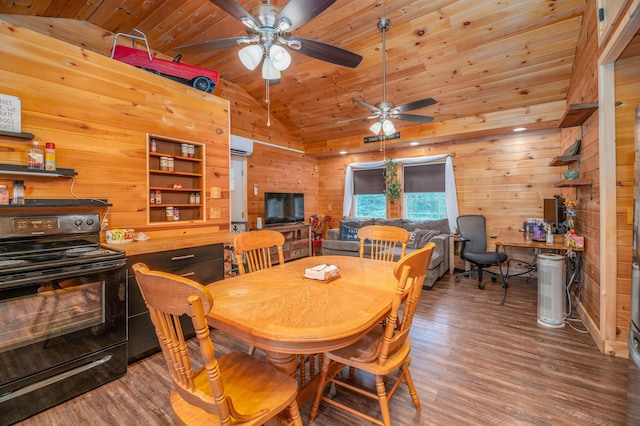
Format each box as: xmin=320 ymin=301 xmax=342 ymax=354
xmin=127 ymin=243 xmax=223 ymax=274
xmin=128 ymin=259 xmax=223 ymax=316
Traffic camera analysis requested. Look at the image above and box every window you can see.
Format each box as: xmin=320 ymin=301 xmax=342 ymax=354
xmin=353 ymin=168 xmax=386 ymax=218
xmin=403 ymin=163 xmax=446 ymax=220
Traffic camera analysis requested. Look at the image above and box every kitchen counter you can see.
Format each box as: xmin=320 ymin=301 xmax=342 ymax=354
xmin=104 ymin=229 xmax=235 ymax=256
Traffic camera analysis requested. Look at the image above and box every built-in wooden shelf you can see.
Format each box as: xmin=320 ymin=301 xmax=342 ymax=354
xmin=559 ymin=102 xmax=598 ymax=128
xmin=549 ymin=155 xmax=580 ymax=166
xmin=0 ymin=129 xmax=35 ymax=139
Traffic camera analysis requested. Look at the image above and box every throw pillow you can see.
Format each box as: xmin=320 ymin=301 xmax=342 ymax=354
xmin=407 ymin=229 xmax=440 ymax=249
xmin=340 ymin=224 xmax=360 ymax=241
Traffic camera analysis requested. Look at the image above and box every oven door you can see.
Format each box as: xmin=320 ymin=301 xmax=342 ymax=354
xmin=0 ymin=259 xmax=127 ymax=425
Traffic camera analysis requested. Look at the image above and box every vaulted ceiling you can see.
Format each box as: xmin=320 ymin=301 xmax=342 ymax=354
xmin=0 ymin=0 xmax=586 ymax=148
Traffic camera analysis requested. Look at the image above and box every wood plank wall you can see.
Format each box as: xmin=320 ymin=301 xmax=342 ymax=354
xmin=0 ymin=20 xmax=231 ymax=233
xmin=316 ymin=130 xmax=564 ymax=240
xmin=614 ymin=52 xmax=640 ymax=344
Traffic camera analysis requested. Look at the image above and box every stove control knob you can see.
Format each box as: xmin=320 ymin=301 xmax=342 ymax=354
xmin=86 ymin=218 xmax=95 ymax=226
xmin=74 ymin=218 xmax=83 ymax=227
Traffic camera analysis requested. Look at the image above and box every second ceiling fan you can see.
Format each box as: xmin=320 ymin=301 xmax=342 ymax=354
xmin=341 ymin=18 xmax=437 ymax=136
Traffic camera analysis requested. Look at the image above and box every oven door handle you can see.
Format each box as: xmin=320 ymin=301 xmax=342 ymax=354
xmin=0 ymin=259 xmax=127 ymax=290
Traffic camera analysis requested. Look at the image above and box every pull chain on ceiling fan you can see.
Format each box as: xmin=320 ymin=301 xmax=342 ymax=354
xmin=174 ymin=0 xmax=363 ymax=126
xmin=338 ymin=18 xmax=437 ymax=136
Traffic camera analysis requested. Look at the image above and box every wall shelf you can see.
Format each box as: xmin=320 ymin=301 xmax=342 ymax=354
xmin=549 ymin=155 xmax=581 ymax=166
xmin=555 ymin=179 xmax=593 ymax=200
xmin=0 ymin=163 xmax=77 ymax=177
xmin=0 ymin=129 xmax=35 ymax=139
xmin=559 ymin=102 xmax=598 ymax=128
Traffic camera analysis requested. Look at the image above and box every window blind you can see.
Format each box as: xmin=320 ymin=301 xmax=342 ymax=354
xmin=353 ymin=168 xmax=385 ymax=194
xmin=404 ymin=163 xmax=445 ymax=193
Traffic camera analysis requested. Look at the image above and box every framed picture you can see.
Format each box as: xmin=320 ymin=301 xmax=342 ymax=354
xmin=231 ymin=221 xmax=248 ymax=233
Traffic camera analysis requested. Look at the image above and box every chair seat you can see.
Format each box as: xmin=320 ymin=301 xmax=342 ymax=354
xmin=463 ymin=251 xmax=507 ymax=266
xmin=326 ymin=326 xmax=412 ymax=376
xmin=170 ymin=351 xmax=299 ymax=425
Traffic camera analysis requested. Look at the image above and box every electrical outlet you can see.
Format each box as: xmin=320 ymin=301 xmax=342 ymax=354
xmin=328 ymin=204 xmax=332 ymax=211
xmin=211 ymin=186 xmax=221 ymax=199
xmin=210 ymin=207 xmax=221 ymax=219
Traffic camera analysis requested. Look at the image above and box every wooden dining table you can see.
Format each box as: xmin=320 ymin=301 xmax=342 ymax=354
xmin=204 ymin=255 xmax=399 ymax=403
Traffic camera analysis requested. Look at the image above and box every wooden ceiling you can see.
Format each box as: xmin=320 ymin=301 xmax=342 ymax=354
xmin=0 ymin=0 xmax=586 ymax=148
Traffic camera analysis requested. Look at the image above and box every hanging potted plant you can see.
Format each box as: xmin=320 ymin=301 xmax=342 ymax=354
xmin=384 ymin=159 xmax=401 ymax=200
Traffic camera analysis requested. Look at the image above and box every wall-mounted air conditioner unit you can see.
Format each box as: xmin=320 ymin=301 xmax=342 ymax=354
xmin=230 ymin=135 xmax=254 ymax=156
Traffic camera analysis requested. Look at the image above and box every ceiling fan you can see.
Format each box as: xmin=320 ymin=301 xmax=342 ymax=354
xmin=174 ymin=0 xmax=363 ymax=83
xmin=340 ymin=18 xmax=436 ymax=136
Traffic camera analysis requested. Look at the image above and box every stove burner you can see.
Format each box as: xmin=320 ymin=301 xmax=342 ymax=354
xmin=0 ymin=259 xmax=29 ymax=267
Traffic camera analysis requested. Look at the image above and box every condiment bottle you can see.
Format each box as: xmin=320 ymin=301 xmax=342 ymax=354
xmin=0 ymin=185 xmax=8 ymax=205
xmin=546 ymin=226 xmax=554 ymax=245
xmin=28 ymin=141 xmax=44 ymax=170
xmin=12 ymin=180 xmax=25 ymax=205
xmin=45 ymin=142 xmax=56 ymax=171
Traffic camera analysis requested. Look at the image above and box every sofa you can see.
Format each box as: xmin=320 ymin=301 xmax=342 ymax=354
xmin=321 ymin=217 xmax=450 ymax=288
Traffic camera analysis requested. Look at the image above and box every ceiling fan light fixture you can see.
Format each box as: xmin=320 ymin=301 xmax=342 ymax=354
xmin=262 ymin=58 xmax=281 ymax=80
xmin=240 ymin=16 xmax=259 ymax=32
xmin=239 ymin=45 xmax=264 ymax=70
xmin=270 ymin=45 xmax=292 ymax=71
xmin=382 ymin=119 xmax=396 ymax=135
xmin=369 ymin=120 xmax=382 ymax=135
xmin=276 ymin=17 xmax=292 ymax=33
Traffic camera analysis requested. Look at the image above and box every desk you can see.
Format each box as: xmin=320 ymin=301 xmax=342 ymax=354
xmin=204 ymin=255 xmax=397 ymax=403
xmin=494 ymin=230 xmax=584 ymax=303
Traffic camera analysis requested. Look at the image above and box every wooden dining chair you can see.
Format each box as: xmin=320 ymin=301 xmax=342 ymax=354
xmin=233 ymin=229 xmax=285 ymax=275
xmin=132 ymin=263 xmax=303 ymax=426
xmin=233 ymin=229 xmax=285 ymax=355
xmin=309 ymin=243 xmax=435 ymax=426
xmin=357 ymin=225 xmax=410 ymax=262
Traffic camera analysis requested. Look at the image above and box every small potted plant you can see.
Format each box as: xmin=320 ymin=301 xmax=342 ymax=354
xmin=384 ymin=159 xmax=401 ymax=200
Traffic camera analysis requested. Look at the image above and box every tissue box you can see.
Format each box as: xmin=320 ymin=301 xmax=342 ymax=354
xmin=564 ymin=234 xmax=584 ymax=248
xmin=304 ymin=264 xmax=340 ymax=282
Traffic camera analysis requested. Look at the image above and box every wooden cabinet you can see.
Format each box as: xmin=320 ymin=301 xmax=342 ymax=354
xmin=126 ymin=243 xmax=224 ymax=363
xmin=147 ymin=134 xmax=204 ymax=224
xmin=272 ymin=223 xmax=311 ymax=261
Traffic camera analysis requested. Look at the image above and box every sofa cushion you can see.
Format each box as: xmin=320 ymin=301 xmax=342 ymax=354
xmin=403 ymin=218 xmax=450 ymax=235
xmin=374 ymin=218 xmax=404 ymax=228
xmin=340 ymin=217 xmax=376 ymax=228
xmin=340 ymin=224 xmax=360 ymax=241
xmin=407 ymin=229 xmax=441 ymax=249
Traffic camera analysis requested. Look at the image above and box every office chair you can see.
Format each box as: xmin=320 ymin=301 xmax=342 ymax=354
xmin=455 ymin=215 xmax=508 ymax=291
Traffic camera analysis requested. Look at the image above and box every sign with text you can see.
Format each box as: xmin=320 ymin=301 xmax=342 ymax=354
xmin=0 ymin=94 xmax=21 ymax=133
xmin=364 ymin=132 xmax=400 ymax=144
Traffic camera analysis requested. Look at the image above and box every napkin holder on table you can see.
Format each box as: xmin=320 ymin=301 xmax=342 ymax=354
xmin=304 ymin=264 xmax=340 ymax=282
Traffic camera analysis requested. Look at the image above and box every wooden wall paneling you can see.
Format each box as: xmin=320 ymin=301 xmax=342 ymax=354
xmin=0 ymin=19 xmax=231 ymax=234
xmin=614 ymin=53 xmax=640 ymax=345
xmin=317 ymin=130 xmax=562 ymax=239
xmin=244 ymin=143 xmax=319 ymax=229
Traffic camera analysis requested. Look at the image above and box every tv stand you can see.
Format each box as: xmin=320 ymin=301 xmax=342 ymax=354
xmin=257 ymin=223 xmax=311 ymax=261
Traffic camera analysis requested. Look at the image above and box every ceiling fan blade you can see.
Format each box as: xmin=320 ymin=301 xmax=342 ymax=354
xmin=336 ymin=115 xmax=377 ymax=124
xmin=209 ymin=0 xmax=261 ymax=28
xmin=393 ymin=97 xmax=437 ymax=113
xmin=174 ymin=37 xmax=250 ymax=54
xmin=277 ymin=0 xmax=336 ymax=30
xmin=393 ymin=113 xmax=434 ymax=123
xmin=289 ymin=37 xmax=362 ymax=68
xmin=354 ymin=99 xmax=381 ymax=114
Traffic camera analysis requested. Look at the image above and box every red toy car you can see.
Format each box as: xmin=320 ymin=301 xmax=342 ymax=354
xmin=111 ymin=30 xmax=219 ymax=93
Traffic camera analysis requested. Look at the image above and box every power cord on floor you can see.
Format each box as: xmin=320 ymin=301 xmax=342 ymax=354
xmin=564 ymin=279 xmax=589 ymax=334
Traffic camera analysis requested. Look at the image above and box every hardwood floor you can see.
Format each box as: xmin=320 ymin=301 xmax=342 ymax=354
xmin=15 ymin=273 xmax=629 ymax=426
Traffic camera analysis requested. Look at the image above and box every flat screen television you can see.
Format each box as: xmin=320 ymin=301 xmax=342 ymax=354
xmin=264 ymin=192 xmax=305 ymax=226
xmin=544 ymin=196 xmax=566 ymax=234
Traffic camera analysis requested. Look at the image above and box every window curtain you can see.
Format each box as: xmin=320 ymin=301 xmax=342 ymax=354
xmin=342 ymin=154 xmax=459 ymax=233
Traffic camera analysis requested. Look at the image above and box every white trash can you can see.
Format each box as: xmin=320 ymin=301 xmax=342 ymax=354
xmin=537 ymin=253 xmax=566 ymax=328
